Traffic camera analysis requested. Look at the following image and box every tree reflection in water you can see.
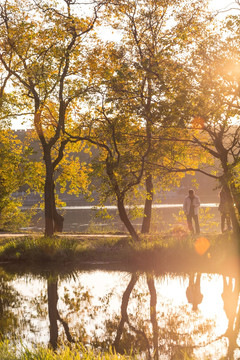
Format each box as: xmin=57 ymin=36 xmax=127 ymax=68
xmin=221 ymin=276 xmax=240 ymax=360
xmin=111 ymin=272 xmax=211 ymax=359
xmin=1 ymin=266 xmax=240 ymax=359
xmin=0 ymin=269 xmax=21 ymax=341
xmin=47 ymin=277 xmax=75 ymax=349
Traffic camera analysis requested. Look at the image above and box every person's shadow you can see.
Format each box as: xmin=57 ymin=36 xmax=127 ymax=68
xmin=186 ymin=273 xmax=203 ymax=311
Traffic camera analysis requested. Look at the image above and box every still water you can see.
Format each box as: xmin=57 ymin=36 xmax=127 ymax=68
xmin=1 ymin=264 xmax=239 ymax=359
xmin=25 ymin=203 xmax=220 ymax=233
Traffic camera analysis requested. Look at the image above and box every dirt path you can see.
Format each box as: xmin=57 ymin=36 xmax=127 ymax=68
xmin=0 ymin=232 xmax=128 ymax=238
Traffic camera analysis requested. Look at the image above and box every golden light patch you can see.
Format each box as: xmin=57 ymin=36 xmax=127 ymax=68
xmin=194 ymin=237 xmax=210 ymax=256
xmin=192 ymin=117 xmax=205 ymax=129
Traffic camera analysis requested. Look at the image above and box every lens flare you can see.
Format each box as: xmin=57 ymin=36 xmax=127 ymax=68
xmin=194 ymin=237 xmax=210 ymax=255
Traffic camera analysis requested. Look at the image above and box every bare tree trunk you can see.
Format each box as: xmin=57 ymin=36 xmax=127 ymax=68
xmin=230 ymin=182 xmax=240 ymax=216
xmin=106 ymin=156 xmax=141 ymax=242
xmin=117 ymin=197 xmax=140 ymax=242
xmin=52 ymin=184 xmax=64 ymax=233
xmin=141 ymin=174 xmax=154 ymax=234
xmin=44 ymin=156 xmax=64 ymax=236
xmin=44 ymin=164 xmax=55 ymax=237
xmin=224 ymin=185 xmax=240 ymax=238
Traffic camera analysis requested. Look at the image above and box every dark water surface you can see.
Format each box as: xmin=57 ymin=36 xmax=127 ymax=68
xmin=1 ymin=262 xmax=240 ymax=359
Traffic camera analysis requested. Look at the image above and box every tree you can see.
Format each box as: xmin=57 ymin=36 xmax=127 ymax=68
xmin=0 ymin=63 xmax=11 ymax=128
xmin=186 ymin=24 xmax=240 ymax=236
xmin=0 ymin=45 xmax=36 ymax=231
xmin=68 ymin=0 xmax=212 ymax=240
xmin=0 ymin=129 xmax=33 ymax=230
xmin=0 ymin=0 xmax=106 ymax=236
xmin=156 ymin=18 xmax=240 ymax=237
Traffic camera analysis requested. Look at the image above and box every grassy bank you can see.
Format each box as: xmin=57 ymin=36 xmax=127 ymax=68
xmin=0 ymin=231 xmax=238 ymax=274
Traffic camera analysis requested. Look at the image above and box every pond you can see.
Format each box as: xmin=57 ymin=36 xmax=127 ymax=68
xmin=1 ymin=262 xmax=239 ymax=359
xmin=23 ymin=203 xmax=221 ymax=233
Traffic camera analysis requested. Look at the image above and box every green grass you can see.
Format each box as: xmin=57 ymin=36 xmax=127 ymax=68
xmin=0 ymin=340 xmax=225 ymax=360
xmin=0 ymin=341 xmax=133 ymax=360
xmin=0 ymin=232 xmax=238 ymax=272
xmin=0 ymin=236 xmax=77 ymax=262
xmin=0 ymin=235 xmax=131 ymax=263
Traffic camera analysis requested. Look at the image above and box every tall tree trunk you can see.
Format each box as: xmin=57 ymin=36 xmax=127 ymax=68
xmin=44 ymin=165 xmax=55 ymax=237
xmin=230 ymin=182 xmax=240 ymax=216
xmin=52 ymin=184 xmax=64 ymax=233
xmin=141 ymin=174 xmax=153 ymax=234
xmin=44 ymin=156 xmax=64 ymax=236
xmin=47 ymin=279 xmax=58 ymax=350
xmin=224 ymin=184 xmax=240 ymax=238
xmin=117 ymin=197 xmax=140 ymax=242
xmin=106 ymin=157 xmax=140 ymax=242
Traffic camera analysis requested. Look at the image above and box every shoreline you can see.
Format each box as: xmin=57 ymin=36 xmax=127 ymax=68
xmin=0 ymin=232 xmax=238 ymax=276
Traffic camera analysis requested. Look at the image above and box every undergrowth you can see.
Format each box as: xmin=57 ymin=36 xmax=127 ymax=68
xmin=0 ymin=232 xmax=236 ymax=265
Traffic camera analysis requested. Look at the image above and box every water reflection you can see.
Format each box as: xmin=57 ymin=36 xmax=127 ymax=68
xmin=0 ymin=269 xmax=21 ymax=342
xmin=47 ymin=277 xmax=75 ymax=349
xmin=1 ymin=266 xmax=240 ymax=359
xmin=221 ymin=276 xmax=240 ymax=360
xmin=186 ymin=273 xmax=203 ymax=311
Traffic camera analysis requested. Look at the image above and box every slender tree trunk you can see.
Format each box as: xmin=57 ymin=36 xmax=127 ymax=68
xmin=220 ymin=159 xmax=240 ymax=238
xmin=117 ymin=197 xmax=140 ymax=242
xmin=47 ymin=279 xmax=58 ymax=350
xmin=44 ymin=166 xmax=55 ymax=237
xmin=224 ymin=184 xmax=240 ymax=238
xmin=230 ymin=182 xmax=240 ymax=216
xmin=44 ymin=154 xmax=64 ymax=236
xmin=52 ymin=184 xmax=64 ymax=233
xmin=141 ymin=174 xmax=154 ymax=234
xmin=106 ymin=158 xmax=140 ymax=242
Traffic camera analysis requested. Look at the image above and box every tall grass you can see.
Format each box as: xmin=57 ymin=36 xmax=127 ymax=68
xmin=0 ymin=341 xmax=132 ymax=360
xmin=0 ymin=232 xmax=236 ymax=265
xmin=0 ymin=236 xmax=78 ymax=262
xmin=0 ymin=235 xmax=131 ymax=263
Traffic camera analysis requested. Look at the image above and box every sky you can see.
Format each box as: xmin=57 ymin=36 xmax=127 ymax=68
xmin=210 ymin=0 xmax=238 ymax=12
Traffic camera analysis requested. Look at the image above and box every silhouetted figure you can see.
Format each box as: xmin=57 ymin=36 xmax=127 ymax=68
xmin=186 ymin=273 xmax=203 ymax=311
xmin=183 ymin=189 xmax=200 ymax=234
xmin=219 ymin=186 xmax=232 ymax=233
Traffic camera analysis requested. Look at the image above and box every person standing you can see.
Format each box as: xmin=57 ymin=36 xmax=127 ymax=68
xmin=183 ymin=189 xmax=200 ymax=234
xmin=218 ymin=185 xmax=232 ymax=233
